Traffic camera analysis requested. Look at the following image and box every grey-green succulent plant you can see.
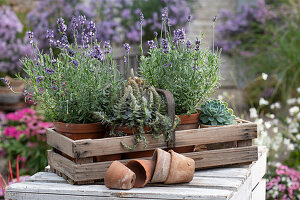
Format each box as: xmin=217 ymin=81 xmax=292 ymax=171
xmin=93 ymin=69 xmax=179 ymax=149
xmin=199 ymin=99 xmax=236 ymax=126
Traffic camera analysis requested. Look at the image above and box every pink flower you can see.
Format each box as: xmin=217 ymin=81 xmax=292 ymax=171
xmin=3 ymin=127 xmax=23 ymax=139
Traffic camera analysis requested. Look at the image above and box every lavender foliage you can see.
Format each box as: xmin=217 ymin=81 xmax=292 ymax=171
xmin=0 ymin=6 xmax=32 ymax=75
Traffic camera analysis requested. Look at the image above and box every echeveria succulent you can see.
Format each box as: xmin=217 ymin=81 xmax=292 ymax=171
xmin=199 ymin=99 xmax=236 ymax=126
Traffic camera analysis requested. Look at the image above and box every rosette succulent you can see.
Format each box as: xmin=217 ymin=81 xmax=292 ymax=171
xmin=199 ymin=99 xmax=236 ymax=126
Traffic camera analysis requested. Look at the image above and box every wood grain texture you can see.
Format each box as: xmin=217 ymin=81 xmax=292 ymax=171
xmin=5 ymin=147 xmax=267 ymax=200
xmin=69 ymin=122 xmax=256 ymax=158
xmin=48 ymin=146 xmax=258 ymax=182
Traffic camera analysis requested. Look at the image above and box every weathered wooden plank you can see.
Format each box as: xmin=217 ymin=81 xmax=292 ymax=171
xmin=194 ymin=168 xmax=250 ymax=180
xmin=250 ymin=146 xmax=267 ymax=190
xmin=27 ymin=172 xmax=67 ymax=183
xmin=47 ymin=150 xmax=76 ymax=180
xmin=48 ymin=146 xmax=257 ymax=182
xmin=70 ymin=122 xmax=257 ymax=158
xmin=252 ymin=179 xmax=266 ymax=200
xmin=230 ymin=174 xmax=252 ymax=200
xmin=5 ymin=182 xmax=233 ymax=200
xmin=46 ymin=129 xmax=74 ymax=157
xmin=151 ymin=176 xmax=243 ymax=191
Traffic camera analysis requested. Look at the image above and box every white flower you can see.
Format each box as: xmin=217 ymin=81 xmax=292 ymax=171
xmin=262 ymin=73 xmax=268 ymax=80
xmin=289 ymin=106 xmax=299 ymax=116
xmin=297 ymin=87 xmax=300 ymax=93
xmin=269 ymin=114 xmax=275 ymax=119
xmin=297 ymin=112 xmax=300 ymax=120
xmin=217 ymin=95 xmax=223 ymax=100
xmin=297 ymin=97 xmax=300 ymax=104
xmin=270 ymin=102 xmax=281 ymax=110
xmin=249 ymin=108 xmax=258 ymax=118
xmin=287 ymin=98 xmax=296 ymax=105
xmin=259 ymin=98 xmax=269 ymax=106
xmin=273 ymin=127 xmax=278 ymax=133
xmin=296 ymin=134 xmax=300 ymax=140
xmin=264 ymin=121 xmax=272 ymax=129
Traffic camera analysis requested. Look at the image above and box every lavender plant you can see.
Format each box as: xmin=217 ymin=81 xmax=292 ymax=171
xmin=139 ymin=11 xmax=221 ymax=115
xmin=20 ymin=16 xmax=120 ymax=124
xmin=26 ymin=0 xmax=91 ymax=50
xmin=0 ymin=6 xmax=32 ymax=76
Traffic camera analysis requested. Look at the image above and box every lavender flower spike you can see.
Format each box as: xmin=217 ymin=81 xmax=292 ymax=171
xmin=57 ymin=17 xmax=67 ymax=34
xmin=147 ymin=40 xmax=157 ymax=49
xmin=161 ymin=39 xmax=169 ymax=53
xmin=28 ymin=31 xmax=34 ymax=44
xmin=162 ymin=7 xmax=168 ymax=22
xmin=46 ymin=30 xmax=54 ymax=39
xmin=140 ymin=12 xmax=144 ymax=25
xmin=212 ymin=16 xmax=217 ymax=22
xmin=123 ymin=43 xmax=130 ymax=54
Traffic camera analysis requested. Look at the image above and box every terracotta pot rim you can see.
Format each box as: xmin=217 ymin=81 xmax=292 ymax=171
xmin=53 ymin=121 xmax=105 ymax=134
xmin=110 ymin=125 xmax=151 ymax=135
xmin=177 ymin=112 xmax=200 ymax=125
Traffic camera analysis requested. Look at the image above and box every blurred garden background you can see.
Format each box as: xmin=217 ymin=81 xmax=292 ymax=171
xmin=0 ymin=0 xmax=299 ymax=199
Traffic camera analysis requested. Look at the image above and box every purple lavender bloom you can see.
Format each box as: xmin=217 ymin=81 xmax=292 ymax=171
xmin=103 ymin=40 xmax=112 ymax=54
xmin=90 ymin=45 xmax=103 ymax=61
xmin=186 ymin=40 xmax=192 ymax=53
xmin=123 ymin=43 xmax=130 ymax=54
xmin=174 ymin=28 xmax=185 ymax=43
xmin=212 ymin=16 xmax=217 ymax=22
xmin=195 ymin=38 xmax=201 ymax=51
xmin=140 ymin=12 xmax=144 ymax=25
xmin=68 ymin=49 xmax=74 ymax=57
xmin=27 ymin=31 xmax=34 ymax=44
xmin=123 ymin=55 xmax=127 ymax=63
xmin=154 ymin=32 xmax=158 ymax=37
xmin=36 ymin=76 xmax=44 ymax=83
xmin=70 ymin=16 xmax=78 ymax=29
xmin=72 ymin=59 xmax=79 ymax=67
xmin=162 ymin=7 xmax=168 ymax=22
xmin=187 ymin=15 xmax=192 ymax=22
xmin=121 ymin=9 xmax=131 ymax=19
xmin=52 ymin=59 xmax=57 ymax=64
xmin=87 ymin=21 xmax=96 ymax=37
xmin=81 ymin=34 xmax=89 ymax=48
xmin=46 ymin=30 xmax=54 ymax=39
xmin=147 ymin=40 xmax=157 ymax=49
xmin=60 ymin=35 xmax=68 ymax=47
xmin=161 ymin=39 xmax=169 ymax=53
xmin=45 ymin=67 xmax=54 ymax=75
xmin=57 ymin=17 xmax=67 ymax=34
xmin=78 ymin=15 xmax=87 ymax=26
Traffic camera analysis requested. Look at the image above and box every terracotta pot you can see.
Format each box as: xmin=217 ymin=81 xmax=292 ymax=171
xmin=168 ymin=145 xmax=195 ymax=154
xmin=126 ymin=159 xmax=154 ymax=188
xmin=200 ymin=124 xmax=223 ymax=128
xmin=53 ymin=121 xmax=106 ymax=140
xmin=164 ymin=150 xmax=195 ymax=184
xmin=176 ymin=113 xmax=200 ymax=131
xmin=151 ymin=148 xmax=171 ymax=183
xmin=112 ymin=125 xmax=152 ymax=159
xmin=104 ymin=161 xmax=136 ymax=190
xmin=110 ymin=125 xmax=151 ymax=135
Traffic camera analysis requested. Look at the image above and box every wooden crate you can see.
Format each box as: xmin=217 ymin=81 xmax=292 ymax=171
xmin=46 ymin=118 xmax=258 ymax=185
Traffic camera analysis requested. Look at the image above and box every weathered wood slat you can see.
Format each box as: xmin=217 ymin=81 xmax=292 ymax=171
xmin=46 ymin=120 xmax=257 ymax=158
xmin=48 ymin=146 xmax=258 ymax=182
xmin=5 ymin=182 xmax=233 ymax=200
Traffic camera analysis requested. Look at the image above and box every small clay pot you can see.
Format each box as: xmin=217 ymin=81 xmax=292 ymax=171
xmin=126 ymin=159 xmax=154 ymax=188
xmin=151 ymin=148 xmax=171 ymax=183
xmin=164 ymin=150 xmax=195 ymax=184
xmin=110 ymin=125 xmax=151 ymax=135
xmin=54 ymin=121 xmax=106 ymax=140
xmin=200 ymin=124 xmax=223 ymax=128
xmin=175 ymin=113 xmax=200 ymax=131
xmin=104 ymin=161 xmax=136 ymax=190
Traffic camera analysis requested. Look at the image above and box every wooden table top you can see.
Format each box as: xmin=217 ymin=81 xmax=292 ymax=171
xmin=5 ymin=147 xmax=267 ymax=200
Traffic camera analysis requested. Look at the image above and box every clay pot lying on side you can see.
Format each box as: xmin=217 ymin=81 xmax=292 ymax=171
xmin=164 ymin=150 xmax=195 ymax=184
xmin=151 ymin=148 xmax=171 ymax=183
xmin=104 ymin=161 xmax=136 ymax=190
xmin=54 ymin=121 xmax=106 ymax=140
xmin=126 ymin=159 xmax=154 ymax=188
